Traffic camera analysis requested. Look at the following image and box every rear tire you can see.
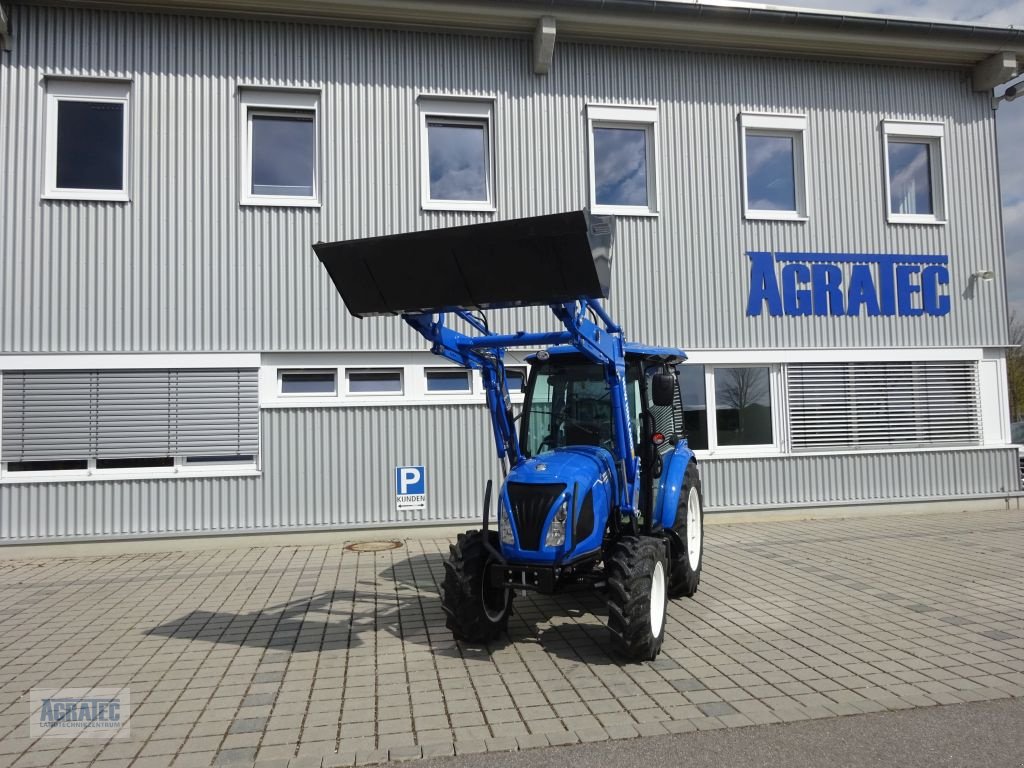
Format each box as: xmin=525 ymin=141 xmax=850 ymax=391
xmin=668 ymin=462 xmax=704 ymax=598
xmin=441 ymin=530 xmax=513 ymax=642
xmin=606 ymin=535 xmax=668 ymax=661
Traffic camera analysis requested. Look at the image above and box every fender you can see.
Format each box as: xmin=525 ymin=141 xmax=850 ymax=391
xmin=653 ymin=443 xmax=697 ymax=531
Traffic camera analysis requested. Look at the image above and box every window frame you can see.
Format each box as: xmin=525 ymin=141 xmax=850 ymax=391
xmin=345 ymin=367 xmax=405 ymax=398
xmin=696 ymin=364 xmax=784 ymax=456
xmin=417 ymin=96 xmax=496 ymax=212
xmin=586 ymin=104 xmax=660 ymax=217
xmin=43 ymin=78 xmax=131 ymax=202
xmin=0 ymin=455 xmax=259 ymax=484
xmin=261 ymin=356 xmax=530 ymax=408
xmin=785 ymin=360 xmax=980 ymax=452
xmin=278 ymin=367 xmax=338 ymax=398
xmin=739 ymin=113 xmax=808 ymax=221
xmin=882 ymin=120 xmax=946 ymax=225
xmin=424 ymin=368 xmax=473 ymax=395
xmin=0 ymin=363 xmax=262 ymax=484
xmin=239 ymin=87 xmax=321 ymax=208
xmin=504 ymin=366 xmax=528 ymax=394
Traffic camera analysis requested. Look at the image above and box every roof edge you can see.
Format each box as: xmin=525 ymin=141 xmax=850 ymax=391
xmin=32 ymin=0 xmax=1024 ymax=69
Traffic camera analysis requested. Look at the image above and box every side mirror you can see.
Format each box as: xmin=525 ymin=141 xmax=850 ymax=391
xmin=652 ymin=372 xmax=675 ymax=407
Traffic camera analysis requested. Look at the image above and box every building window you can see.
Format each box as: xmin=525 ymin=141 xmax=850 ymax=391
xmin=7 ymin=460 xmax=88 ymax=473
xmin=347 ymin=369 xmax=403 ymax=395
xmin=505 ymin=366 xmax=527 ymax=394
xmin=0 ymin=368 xmax=260 ymax=480
xmin=677 ymin=365 xmax=779 ymax=453
xmin=240 ymin=88 xmax=319 ymax=207
xmin=587 ymin=105 xmax=659 ymax=215
xmin=713 ymin=366 xmax=774 ymax=447
xmin=882 ymin=121 xmax=945 ymax=224
xmin=279 ymin=369 xmax=337 ymax=396
xmin=418 ymin=97 xmax=495 ymax=211
xmin=740 ymin=113 xmax=807 ymax=220
xmin=678 ymin=365 xmax=708 ymax=451
xmin=185 ymin=455 xmax=256 ymax=465
xmin=787 ymin=361 xmax=979 ymax=451
xmin=95 ymin=457 xmax=175 ymax=470
xmin=425 ymin=369 xmax=472 ymax=393
xmin=44 ymin=79 xmax=130 ymax=201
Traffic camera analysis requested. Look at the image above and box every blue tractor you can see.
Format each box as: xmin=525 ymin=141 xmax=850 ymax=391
xmin=313 ymin=210 xmax=704 ymax=660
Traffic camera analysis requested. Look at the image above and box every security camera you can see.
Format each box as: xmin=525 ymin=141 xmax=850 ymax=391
xmin=975 ymin=269 xmax=996 ymax=281
xmin=1005 ymin=84 xmax=1020 ymax=102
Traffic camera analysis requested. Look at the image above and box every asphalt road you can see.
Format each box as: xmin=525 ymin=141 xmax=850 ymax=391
xmin=409 ymin=698 xmax=1024 ymax=768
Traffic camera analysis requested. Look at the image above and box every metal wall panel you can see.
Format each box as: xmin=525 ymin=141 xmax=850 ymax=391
xmin=0 ymin=3 xmax=1009 ymax=355
xmin=0 ymin=406 xmax=500 ymax=541
xmin=701 ymin=447 xmax=1021 ymax=510
xmin=0 ymin=407 xmax=1017 ymax=542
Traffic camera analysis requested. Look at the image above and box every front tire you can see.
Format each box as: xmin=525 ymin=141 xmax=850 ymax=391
xmin=606 ymin=535 xmax=668 ymax=661
xmin=441 ymin=530 xmax=513 ymax=642
xmin=668 ymin=462 xmax=704 ymax=598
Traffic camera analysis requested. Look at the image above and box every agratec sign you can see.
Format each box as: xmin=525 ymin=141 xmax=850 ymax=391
xmin=746 ymin=252 xmax=950 ymax=318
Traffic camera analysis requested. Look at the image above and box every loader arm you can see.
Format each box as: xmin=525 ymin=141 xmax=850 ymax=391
xmin=403 ymin=297 xmax=639 ymax=513
xmin=312 ymin=209 xmax=639 ymax=516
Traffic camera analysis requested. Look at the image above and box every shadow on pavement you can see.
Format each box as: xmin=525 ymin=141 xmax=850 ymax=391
xmin=144 ymin=549 xmax=630 ymax=666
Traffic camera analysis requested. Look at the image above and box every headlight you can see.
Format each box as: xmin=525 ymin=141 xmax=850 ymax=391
xmin=544 ymin=499 xmax=568 ymax=547
xmin=498 ymin=497 xmax=515 ymax=545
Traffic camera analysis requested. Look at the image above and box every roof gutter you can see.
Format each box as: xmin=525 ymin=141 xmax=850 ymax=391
xmin=43 ymin=0 xmax=1024 ymax=72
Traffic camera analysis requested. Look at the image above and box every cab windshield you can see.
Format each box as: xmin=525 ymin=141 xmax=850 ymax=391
xmin=521 ymin=358 xmax=640 ymax=457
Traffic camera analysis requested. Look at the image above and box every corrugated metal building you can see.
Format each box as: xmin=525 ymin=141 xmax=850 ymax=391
xmin=1 ymin=0 xmax=1022 ymax=542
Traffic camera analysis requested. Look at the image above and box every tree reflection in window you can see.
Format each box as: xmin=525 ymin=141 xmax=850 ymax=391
xmin=715 ymin=367 xmax=773 ymax=446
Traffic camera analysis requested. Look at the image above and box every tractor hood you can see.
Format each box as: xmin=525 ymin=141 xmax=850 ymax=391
xmin=499 ymin=447 xmax=616 ymax=564
xmin=510 ymin=447 xmax=616 ymax=489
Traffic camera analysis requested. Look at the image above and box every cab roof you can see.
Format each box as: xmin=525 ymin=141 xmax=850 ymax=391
xmin=527 ymin=343 xmax=687 ymax=365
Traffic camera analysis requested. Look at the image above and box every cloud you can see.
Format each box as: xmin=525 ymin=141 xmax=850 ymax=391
xmin=428 ymin=123 xmax=488 ymax=201
xmin=779 ymin=0 xmax=1023 ymax=23
xmin=998 ymin=105 xmax=1024 ymax=206
xmin=1004 ymin=199 xmax=1024 ymax=315
xmin=776 ymin=0 xmax=1024 ymax=314
xmin=593 ymin=127 xmax=650 ymax=206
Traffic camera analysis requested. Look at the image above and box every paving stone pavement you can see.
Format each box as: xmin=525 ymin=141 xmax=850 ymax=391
xmin=0 ymin=509 xmax=1022 ymax=768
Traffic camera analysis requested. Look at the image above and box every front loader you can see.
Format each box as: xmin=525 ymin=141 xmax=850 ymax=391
xmin=313 ymin=210 xmax=704 ymax=661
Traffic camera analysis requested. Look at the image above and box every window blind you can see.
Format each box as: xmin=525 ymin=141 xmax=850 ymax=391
xmin=2 ymin=369 xmax=259 ymax=462
xmin=787 ymin=361 xmax=980 ymax=451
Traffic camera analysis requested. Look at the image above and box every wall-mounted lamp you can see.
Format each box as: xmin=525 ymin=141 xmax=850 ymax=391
xmin=993 ymin=82 xmax=1021 ymax=109
xmin=963 ymin=269 xmax=996 ymax=299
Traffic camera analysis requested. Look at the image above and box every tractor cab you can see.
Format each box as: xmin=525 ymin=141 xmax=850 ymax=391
xmin=495 ymin=345 xmax=688 ymax=569
xmin=520 ymin=345 xmax=686 ymax=461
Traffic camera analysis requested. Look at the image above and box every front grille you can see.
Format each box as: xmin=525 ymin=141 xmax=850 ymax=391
xmin=507 ymin=482 xmax=566 ymax=550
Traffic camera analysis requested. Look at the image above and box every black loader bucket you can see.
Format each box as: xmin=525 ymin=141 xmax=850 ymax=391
xmin=312 ymin=210 xmax=614 ymax=318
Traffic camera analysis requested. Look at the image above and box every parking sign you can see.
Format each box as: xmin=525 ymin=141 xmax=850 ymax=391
xmin=396 ymin=466 xmax=426 ymax=511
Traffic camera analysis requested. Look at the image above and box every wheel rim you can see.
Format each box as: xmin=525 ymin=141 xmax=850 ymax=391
xmin=481 ymin=564 xmax=510 ymax=623
xmin=650 ymin=560 xmax=666 ymax=637
xmin=686 ymin=486 xmax=702 ymax=571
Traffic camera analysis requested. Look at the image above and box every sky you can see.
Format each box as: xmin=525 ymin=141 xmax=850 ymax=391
xmin=779 ymin=0 xmax=1024 ymax=319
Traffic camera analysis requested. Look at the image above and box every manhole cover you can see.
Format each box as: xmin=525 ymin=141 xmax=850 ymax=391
xmin=345 ymin=540 xmax=403 ymax=552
